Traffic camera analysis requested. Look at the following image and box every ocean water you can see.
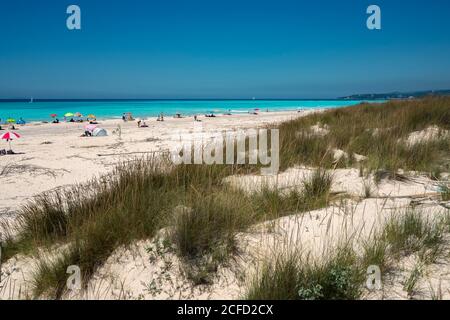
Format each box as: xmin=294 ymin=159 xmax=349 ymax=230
xmin=0 ymin=99 xmax=382 ymax=122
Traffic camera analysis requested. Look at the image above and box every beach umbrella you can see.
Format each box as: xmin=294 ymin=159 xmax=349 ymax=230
xmin=74 ymin=112 xmax=83 ymax=117
xmin=50 ymin=114 xmax=57 ymax=118
xmin=87 ymin=114 xmax=96 ymax=119
xmin=64 ymin=112 xmax=74 ymax=117
xmin=6 ymin=118 xmax=16 ymax=123
xmin=1 ymin=131 xmax=21 ymax=152
xmin=84 ymin=124 xmax=97 ymax=132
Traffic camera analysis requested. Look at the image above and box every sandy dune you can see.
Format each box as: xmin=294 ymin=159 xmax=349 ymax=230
xmin=0 ymin=111 xmax=308 ymax=218
xmin=1 ymin=109 xmax=449 ymax=300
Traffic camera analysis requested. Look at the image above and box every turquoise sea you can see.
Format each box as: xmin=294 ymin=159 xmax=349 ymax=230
xmin=0 ymin=99 xmax=383 ymax=122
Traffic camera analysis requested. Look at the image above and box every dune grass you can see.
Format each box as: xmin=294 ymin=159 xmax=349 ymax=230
xmin=2 ymin=150 xmax=332 ymax=298
xmin=361 ymin=237 xmax=389 ymax=273
xmin=2 ymin=97 xmax=449 ymax=298
xmin=170 ymin=191 xmax=254 ymax=284
xmin=440 ymin=183 xmax=450 ymax=201
xmin=277 ymin=97 xmax=450 ymax=174
xmin=246 ymin=247 xmax=363 ymax=300
xmin=247 ymin=207 xmax=449 ymax=300
xmin=383 ymin=209 xmax=445 ymax=264
xmin=170 ymin=168 xmax=332 ymax=284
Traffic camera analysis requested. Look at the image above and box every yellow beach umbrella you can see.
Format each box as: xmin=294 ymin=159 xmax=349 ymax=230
xmin=64 ymin=112 xmax=74 ymax=117
xmin=87 ymin=114 xmax=96 ymax=119
xmin=6 ymin=118 xmax=16 ymax=123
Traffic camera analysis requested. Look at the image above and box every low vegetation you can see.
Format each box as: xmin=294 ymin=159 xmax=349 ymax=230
xmin=277 ymin=97 xmax=450 ymax=174
xmin=247 ymin=208 xmax=449 ymax=300
xmin=1 ymin=97 xmax=449 ymax=299
xmin=247 ymin=247 xmax=363 ymax=300
xmin=1 ymin=155 xmax=332 ymax=297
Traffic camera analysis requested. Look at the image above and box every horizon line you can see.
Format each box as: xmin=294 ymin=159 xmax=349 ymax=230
xmin=0 ymin=98 xmax=362 ymax=102
xmin=1 ymin=88 xmax=448 ymax=102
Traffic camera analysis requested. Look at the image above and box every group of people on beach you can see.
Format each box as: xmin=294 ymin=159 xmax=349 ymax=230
xmin=119 ymin=108 xmax=264 ymax=127
xmin=0 ymin=124 xmax=17 ymax=131
xmin=0 ymin=120 xmax=21 ymax=131
xmin=136 ymin=112 xmax=193 ymax=127
xmin=137 ymin=119 xmax=149 ymax=128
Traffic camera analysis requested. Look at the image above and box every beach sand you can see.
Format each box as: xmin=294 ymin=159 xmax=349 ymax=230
xmin=1 ymin=109 xmax=449 ymax=300
xmin=0 ymin=110 xmax=311 ymax=221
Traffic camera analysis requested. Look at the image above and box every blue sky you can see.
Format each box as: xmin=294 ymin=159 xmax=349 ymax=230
xmin=0 ymin=0 xmax=449 ymax=99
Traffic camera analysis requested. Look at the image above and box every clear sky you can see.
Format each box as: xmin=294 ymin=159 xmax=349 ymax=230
xmin=1 ymin=0 xmax=449 ymax=99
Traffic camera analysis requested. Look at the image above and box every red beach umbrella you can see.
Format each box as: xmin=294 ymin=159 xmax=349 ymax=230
xmin=50 ymin=114 xmax=57 ymax=118
xmin=1 ymin=131 xmax=21 ymax=152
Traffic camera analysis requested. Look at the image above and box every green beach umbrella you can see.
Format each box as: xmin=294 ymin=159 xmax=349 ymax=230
xmin=64 ymin=112 xmax=74 ymax=117
xmin=6 ymin=118 xmax=16 ymax=123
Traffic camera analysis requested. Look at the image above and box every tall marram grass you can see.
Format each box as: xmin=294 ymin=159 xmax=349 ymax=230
xmin=170 ymin=191 xmax=254 ymax=284
xmin=247 ymin=208 xmax=449 ymax=300
xmin=382 ymin=209 xmax=445 ymax=264
xmin=4 ymin=157 xmax=184 ymax=297
xmin=246 ymin=247 xmax=363 ymax=300
xmin=2 ymin=97 xmax=449 ymax=298
xmin=2 ymin=152 xmax=331 ymax=297
xmin=252 ymin=169 xmax=332 ymax=219
xmin=170 ymin=168 xmax=332 ymax=284
xmin=277 ymin=97 xmax=450 ymax=173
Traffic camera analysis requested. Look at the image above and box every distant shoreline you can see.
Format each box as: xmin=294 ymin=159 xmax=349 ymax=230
xmin=0 ymin=98 xmax=382 ymax=103
xmin=0 ymin=99 xmax=383 ymax=122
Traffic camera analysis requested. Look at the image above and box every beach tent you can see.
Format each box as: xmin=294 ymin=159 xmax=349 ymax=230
xmin=84 ymin=124 xmax=97 ymax=132
xmin=92 ymin=128 xmax=107 ymax=137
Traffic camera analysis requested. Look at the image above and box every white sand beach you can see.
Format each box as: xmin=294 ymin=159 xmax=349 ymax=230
xmin=1 ymin=107 xmax=449 ymax=300
xmin=0 ymin=111 xmax=310 ymax=221
xmin=2 ymin=0 xmax=449 ymax=303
